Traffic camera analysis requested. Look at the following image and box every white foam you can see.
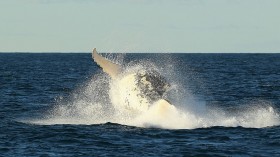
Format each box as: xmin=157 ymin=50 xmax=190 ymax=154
xmin=27 ymin=59 xmax=280 ymax=129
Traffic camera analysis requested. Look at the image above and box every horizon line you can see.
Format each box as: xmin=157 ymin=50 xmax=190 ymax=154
xmin=0 ymin=51 xmax=280 ymax=54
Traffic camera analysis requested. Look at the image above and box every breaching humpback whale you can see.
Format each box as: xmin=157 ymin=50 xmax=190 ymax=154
xmin=92 ymin=48 xmax=174 ymax=113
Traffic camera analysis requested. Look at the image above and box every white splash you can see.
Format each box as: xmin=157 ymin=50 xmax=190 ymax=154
xmin=28 ymin=57 xmax=280 ymax=129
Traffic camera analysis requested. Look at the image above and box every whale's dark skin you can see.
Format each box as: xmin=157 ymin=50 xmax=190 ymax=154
xmin=135 ymin=69 xmax=170 ymax=103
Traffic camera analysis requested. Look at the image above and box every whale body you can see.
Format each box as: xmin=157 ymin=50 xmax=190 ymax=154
xmin=92 ymin=48 xmax=172 ymax=113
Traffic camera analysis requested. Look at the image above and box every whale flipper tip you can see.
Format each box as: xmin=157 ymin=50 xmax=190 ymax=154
xmin=91 ymin=48 xmax=121 ymax=79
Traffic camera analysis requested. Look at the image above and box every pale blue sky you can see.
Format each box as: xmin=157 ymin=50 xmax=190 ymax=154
xmin=0 ymin=0 xmax=279 ymax=52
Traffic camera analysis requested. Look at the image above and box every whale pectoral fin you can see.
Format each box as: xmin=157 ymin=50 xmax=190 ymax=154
xmin=92 ymin=48 xmax=121 ymax=79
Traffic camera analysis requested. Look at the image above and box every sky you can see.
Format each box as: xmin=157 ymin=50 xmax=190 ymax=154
xmin=0 ymin=0 xmax=279 ymax=53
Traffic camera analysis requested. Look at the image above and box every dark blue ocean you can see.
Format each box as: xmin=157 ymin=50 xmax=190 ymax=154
xmin=1 ymin=53 xmax=280 ymax=156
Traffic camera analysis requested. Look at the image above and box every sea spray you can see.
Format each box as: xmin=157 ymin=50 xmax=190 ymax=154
xmin=28 ymin=54 xmax=280 ymax=129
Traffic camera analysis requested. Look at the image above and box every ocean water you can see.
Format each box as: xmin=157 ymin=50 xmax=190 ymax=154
xmin=1 ymin=53 xmax=280 ymax=156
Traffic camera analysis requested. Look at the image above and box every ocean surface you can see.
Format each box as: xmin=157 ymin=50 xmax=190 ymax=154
xmin=1 ymin=53 xmax=280 ymax=156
